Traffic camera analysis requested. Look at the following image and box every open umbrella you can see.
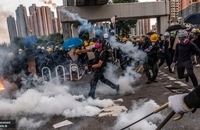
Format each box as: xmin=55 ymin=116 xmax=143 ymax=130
xmin=23 ymin=35 xmax=38 ymax=47
xmin=63 ymin=37 xmax=83 ymax=50
xmin=184 ymin=13 xmax=200 ymax=24
xmin=166 ymin=24 xmax=186 ymax=32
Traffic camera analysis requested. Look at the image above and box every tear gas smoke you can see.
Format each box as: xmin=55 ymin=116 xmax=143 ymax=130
xmin=58 ymin=7 xmax=94 ymax=34
xmin=18 ymin=117 xmax=48 ymax=129
xmin=114 ymin=100 xmax=165 ymax=130
xmin=0 ymin=81 xmax=116 ymax=128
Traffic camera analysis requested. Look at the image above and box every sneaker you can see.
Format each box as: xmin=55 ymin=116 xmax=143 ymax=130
xmin=146 ymin=80 xmax=151 ymax=84
xmin=195 ymin=64 xmax=200 ymax=68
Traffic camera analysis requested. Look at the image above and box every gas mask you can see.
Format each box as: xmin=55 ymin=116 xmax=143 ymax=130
xmin=95 ymin=42 xmax=100 ymax=49
xmin=179 ymin=38 xmax=189 ymax=45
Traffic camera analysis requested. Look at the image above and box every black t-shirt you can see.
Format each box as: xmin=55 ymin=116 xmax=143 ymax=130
xmin=92 ymin=49 xmax=107 ymax=69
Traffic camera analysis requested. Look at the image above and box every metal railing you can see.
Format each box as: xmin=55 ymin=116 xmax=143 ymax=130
xmin=41 ymin=67 xmax=52 ymax=81
xmin=55 ymin=65 xmax=66 ymax=83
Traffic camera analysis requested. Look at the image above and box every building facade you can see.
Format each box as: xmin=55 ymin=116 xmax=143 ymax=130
xmin=15 ymin=4 xmax=29 ymax=37
xmin=179 ymin=0 xmax=200 ymax=19
xmin=7 ymin=16 xmax=18 ymax=42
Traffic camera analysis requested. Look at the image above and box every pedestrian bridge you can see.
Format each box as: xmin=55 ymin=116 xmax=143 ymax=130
xmin=61 ymin=1 xmax=170 ymax=38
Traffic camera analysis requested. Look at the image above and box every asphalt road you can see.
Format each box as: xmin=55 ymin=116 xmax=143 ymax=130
xmin=1 ymin=65 xmax=200 ymax=130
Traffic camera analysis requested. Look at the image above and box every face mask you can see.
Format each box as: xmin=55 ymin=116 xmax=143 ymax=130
xmin=152 ymin=42 xmax=155 ymax=45
xmin=95 ymin=42 xmax=100 ymax=49
xmin=179 ymin=38 xmax=189 ymax=45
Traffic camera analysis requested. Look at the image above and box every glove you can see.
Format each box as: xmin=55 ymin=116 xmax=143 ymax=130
xmin=168 ymin=93 xmax=192 ymax=113
xmin=170 ymin=62 xmax=176 ymax=69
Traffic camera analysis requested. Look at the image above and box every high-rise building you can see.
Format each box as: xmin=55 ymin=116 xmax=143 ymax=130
xmin=36 ymin=7 xmax=44 ymax=36
xmin=45 ymin=7 xmax=54 ymax=34
xmin=170 ymin=0 xmax=179 ymax=19
xmin=29 ymin=4 xmax=37 ymax=15
xmin=15 ymin=4 xmax=29 ymax=37
xmin=52 ymin=18 xmax=59 ymax=33
xmin=179 ymin=0 xmax=200 ymax=19
xmin=41 ymin=6 xmax=49 ymax=35
xmin=56 ymin=6 xmax=62 ymax=32
xmin=7 ymin=15 xmax=18 ymax=42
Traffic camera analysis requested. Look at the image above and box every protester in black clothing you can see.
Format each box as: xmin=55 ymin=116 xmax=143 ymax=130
xmin=158 ymin=32 xmax=173 ymax=73
xmin=171 ymin=29 xmax=200 ymax=88
xmin=143 ymin=34 xmax=160 ymax=84
xmin=78 ymin=39 xmax=120 ymax=99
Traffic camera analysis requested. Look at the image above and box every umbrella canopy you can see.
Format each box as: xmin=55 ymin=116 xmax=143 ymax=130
xmin=166 ymin=24 xmax=186 ymax=32
xmin=23 ymin=35 xmax=38 ymax=47
xmin=184 ymin=13 xmax=200 ymax=24
xmin=63 ymin=37 xmax=83 ymax=50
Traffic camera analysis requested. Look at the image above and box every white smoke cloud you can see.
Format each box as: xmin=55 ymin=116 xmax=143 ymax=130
xmin=114 ymin=100 xmax=165 ymax=130
xmin=18 ymin=117 xmax=48 ymax=129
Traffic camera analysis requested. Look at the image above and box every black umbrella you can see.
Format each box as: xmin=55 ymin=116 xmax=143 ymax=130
xmin=166 ymin=24 xmax=186 ymax=32
xmin=184 ymin=13 xmax=200 ymax=24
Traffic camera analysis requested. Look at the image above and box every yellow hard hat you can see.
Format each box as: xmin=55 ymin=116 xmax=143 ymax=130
xmin=90 ymin=42 xmax=94 ymax=45
xmin=150 ymin=34 xmax=159 ymax=42
xmin=84 ymin=41 xmax=89 ymax=46
xmin=139 ymin=36 xmax=143 ymax=41
xmin=122 ymin=37 xmax=127 ymax=42
xmin=47 ymin=47 xmax=52 ymax=52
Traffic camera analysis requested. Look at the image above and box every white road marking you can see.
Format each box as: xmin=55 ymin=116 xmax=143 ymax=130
xmin=53 ymin=120 xmax=73 ymax=129
xmin=174 ymin=81 xmax=188 ymax=86
xmin=167 ymin=76 xmax=176 ymax=81
xmin=98 ymin=105 xmax=128 ymax=117
xmin=163 ymin=74 xmax=168 ymax=76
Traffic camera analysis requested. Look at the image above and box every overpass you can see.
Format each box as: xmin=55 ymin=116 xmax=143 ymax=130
xmin=61 ymin=1 xmax=170 ymax=39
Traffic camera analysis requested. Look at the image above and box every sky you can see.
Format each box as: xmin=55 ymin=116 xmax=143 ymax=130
xmin=0 ymin=0 xmax=156 ymax=43
xmin=0 ymin=0 xmax=63 ymax=43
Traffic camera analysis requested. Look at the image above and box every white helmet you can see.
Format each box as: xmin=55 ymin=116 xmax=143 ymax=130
xmin=37 ymin=46 xmax=41 ymax=49
xmin=41 ymin=46 xmax=45 ymax=49
xmin=163 ymin=32 xmax=170 ymax=37
xmin=177 ymin=29 xmax=188 ymax=38
xmin=103 ymin=33 xmax=109 ymax=39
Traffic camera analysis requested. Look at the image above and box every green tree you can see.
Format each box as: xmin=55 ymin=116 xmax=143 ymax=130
xmin=48 ymin=33 xmax=64 ymax=45
xmin=12 ymin=37 xmax=25 ymax=49
xmin=112 ymin=0 xmax=137 ymax=37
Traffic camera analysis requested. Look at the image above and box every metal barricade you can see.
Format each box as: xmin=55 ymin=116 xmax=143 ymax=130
xmin=55 ymin=65 xmax=66 ymax=83
xmin=41 ymin=67 xmax=52 ymax=81
xmin=69 ymin=63 xmax=80 ymax=81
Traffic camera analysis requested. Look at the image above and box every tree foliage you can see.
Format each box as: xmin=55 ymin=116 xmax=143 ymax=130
xmin=112 ymin=0 xmax=138 ymax=37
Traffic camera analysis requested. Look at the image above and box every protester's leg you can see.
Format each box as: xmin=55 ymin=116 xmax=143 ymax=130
xmin=166 ymin=55 xmax=173 ymax=72
xmin=88 ymin=74 xmax=99 ymax=99
xmin=177 ymin=63 xmax=186 ymax=79
xmin=158 ymin=57 xmax=165 ymax=67
xmin=99 ymin=73 xmax=118 ymax=90
xmin=186 ymin=67 xmax=198 ymax=88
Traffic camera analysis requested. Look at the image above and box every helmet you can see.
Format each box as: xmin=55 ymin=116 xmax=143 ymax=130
xmin=37 ymin=46 xmax=41 ymax=49
xmin=84 ymin=41 xmax=89 ymax=46
xmin=163 ymin=32 xmax=170 ymax=37
xmin=150 ymin=34 xmax=159 ymax=42
xmin=103 ymin=33 xmax=109 ymax=39
xmin=177 ymin=29 xmax=188 ymax=38
xmin=191 ymin=28 xmax=200 ymax=33
xmin=18 ymin=48 xmax=23 ymax=52
xmin=122 ymin=37 xmax=127 ymax=42
xmin=41 ymin=46 xmax=45 ymax=49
